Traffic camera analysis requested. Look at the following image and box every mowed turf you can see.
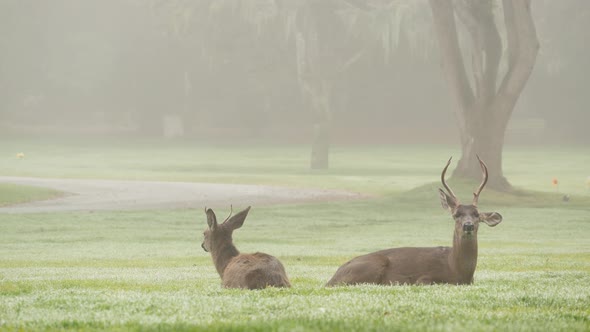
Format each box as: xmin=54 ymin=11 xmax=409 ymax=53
xmin=0 ymin=183 xmax=60 ymax=207
xmin=0 ymin=139 xmax=589 ymax=331
xmin=1 ymin=137 xmax=589 ymax=195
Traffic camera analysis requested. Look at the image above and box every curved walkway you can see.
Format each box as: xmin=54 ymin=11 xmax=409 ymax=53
xmin=0 ymin=176 xmax=364 ymax=214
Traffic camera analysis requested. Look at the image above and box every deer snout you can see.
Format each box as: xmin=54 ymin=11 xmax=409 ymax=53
xmin=201 ymin=242 xmax=208 ymax=252
xmin=463 ymin=222 xmax=475 ymax=232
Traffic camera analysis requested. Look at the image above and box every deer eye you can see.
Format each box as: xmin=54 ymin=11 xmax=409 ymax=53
xmin=453 ymin=212 xmax=463 ymax=219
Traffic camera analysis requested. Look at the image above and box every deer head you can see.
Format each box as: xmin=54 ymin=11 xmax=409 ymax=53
xmin=438 ymin=156 xmax=502 ymax=238
xmin=201 ymin=206 xmax=251 ymax=253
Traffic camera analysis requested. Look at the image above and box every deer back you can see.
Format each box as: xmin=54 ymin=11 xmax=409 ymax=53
xmin=223 ymin=252 xmax=291 ymax=289
xmin=201 ymin=206 xmax=291 ymax=289
xmin=326 ymin=246 xmax=454 ymax=286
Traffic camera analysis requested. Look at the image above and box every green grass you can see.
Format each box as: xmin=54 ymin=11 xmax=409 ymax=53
xmin=0 ymin=183 xmax=61 ymax=207
xmin=1 ymin=137 xmax=589 ymax=331
xmin=2 ymin=137 xmax=589 ymax=195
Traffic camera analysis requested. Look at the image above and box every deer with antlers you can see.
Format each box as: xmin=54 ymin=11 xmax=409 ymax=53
xmin=326 ymin=156 xmax=503 ymax=286
xmin=201 ymin=206 xmax=291 ymax=289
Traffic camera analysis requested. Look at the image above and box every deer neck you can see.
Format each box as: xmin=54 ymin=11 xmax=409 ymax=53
xmin=210 ymin=237 xmax=240 ymax=277
xmin=449 ymin=230 xmax=478 ymax=282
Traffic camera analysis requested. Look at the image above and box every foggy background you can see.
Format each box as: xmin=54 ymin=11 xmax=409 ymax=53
xmin=0 ymin=0 xmax=588 ymax=145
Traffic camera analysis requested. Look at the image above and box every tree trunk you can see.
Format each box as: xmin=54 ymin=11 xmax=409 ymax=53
xmin=310 ymin=115 xmax=330 ymax=169
xmin=293 ymin=2 xmax=337 ymax=170
xmin=453 ymin=108 xmax=512 ymax=190
xmin=430 ymin=0 xmax=539 ymax=191
xmin=309 ymin=82 xmax=332 ymax=170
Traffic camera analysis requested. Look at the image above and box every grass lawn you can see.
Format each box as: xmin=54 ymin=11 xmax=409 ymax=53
xmin=1 ymin=137 xmax=589 ymax=331
xmin=0 ymin=183 xmax=61 ymax=207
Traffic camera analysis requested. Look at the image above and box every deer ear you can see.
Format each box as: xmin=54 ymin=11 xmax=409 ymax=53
xmin=480 ymin=212 xmax=502 ymax=227
xmin=438 ymin=188 xmax=457 ymax=211
xmin=224 ymin=206 xmax=251 ymax=230
xmin=206 ymin=208 xmax=218 ymax=230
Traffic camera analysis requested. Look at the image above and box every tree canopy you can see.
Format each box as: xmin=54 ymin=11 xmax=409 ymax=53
xmin=0 ymin=0 xmax=587 ymax=146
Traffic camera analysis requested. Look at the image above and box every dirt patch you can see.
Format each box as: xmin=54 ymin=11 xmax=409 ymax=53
xmin=0 ymin=176 xmax=366 ymax=214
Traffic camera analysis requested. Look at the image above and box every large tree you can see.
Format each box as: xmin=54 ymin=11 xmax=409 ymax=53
xmin=208 ymin=0 xmax=358 ymax=169
xmin=287 ymin=1 xmax=342 ymax=169
xmin=276 ymin=0 xmax=409 ymax=169
xmin=429 ymin=0 xmax=539 ymax=190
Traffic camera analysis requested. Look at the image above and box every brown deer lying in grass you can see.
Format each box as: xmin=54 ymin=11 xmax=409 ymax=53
xmin=326 ymin=156 xmax=503 ymax=286
xmin=201 ymin=206 xmax=291 ymax=289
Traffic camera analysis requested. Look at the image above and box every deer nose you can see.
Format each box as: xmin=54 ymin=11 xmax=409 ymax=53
xmin=201 ymin=243 xmax=208 ymax=252
xmin=463 ymin=222 xmax=474 ymax=232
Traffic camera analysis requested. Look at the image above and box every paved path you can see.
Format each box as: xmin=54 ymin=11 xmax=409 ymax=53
xmin=0 ymin=176 xmax=364 ymax=213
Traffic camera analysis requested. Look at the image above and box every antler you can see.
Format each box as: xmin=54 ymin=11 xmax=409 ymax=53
xmin=472 ymin=155 xmax=489 ymax=205
xmin=224 ymin=205 xmax=233 ymax=222
xmin=441 ymin=157 xmax=459 ymax=203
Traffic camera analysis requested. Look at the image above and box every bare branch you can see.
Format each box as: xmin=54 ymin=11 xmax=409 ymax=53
xmin=495 ymin=0 xmax=539 ymax=119
xmin=502 ymin=0 xmax=518 ymax=70
xmin=479 ymin=2 xmax=502 ymax=104
xmin=340 ymin=0 xmax=377 ymax=11
xmin=429 ymin=0 xmax=475 ymax=113
xmin=340 ymin=0 xmax=395 ymax=12
xmin=482 ymin=28 xmax=501 ymax=104
xmin=454 ymin=0 xmax=483 ymax=100
xmin=454 ymin=0 xmax=501 ymax=106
